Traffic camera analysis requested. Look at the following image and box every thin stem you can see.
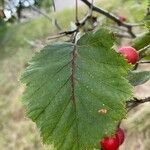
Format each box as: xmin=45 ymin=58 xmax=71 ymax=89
xmin=133 ymin=44 xmax=150 ymax=70
xmin=89 ymin=0 xmax=94 ymax=15
xmin=75 ymin=0 xmax=79 ymax=23
xmin=52 ymin=0 xmax=62 ymax=31
xmin=133 ymin=63 xmax=139 ymax=70
xmin=47 ymin=12 xmax=93 ymax=41
xmin=31 ymin=5 xmax=52 ymax=21
xmin=139 ymin=44 xmax=150 ymax=58
xmin=52 ymin=0 xmax=56 ymax=11
xmin=47 ymin=34 xmax=70 ymax=40
xmin=114 ymin=32 xmax=132 ymax=38
xmin=80 ymin=0 xmax=137 ymax=38
xmin=22 ymin=0 xmax=52 ymax=21
xmin=138 ymin=60 xmax=150 ymax=64
xmin=23 ymin=0 xmax=52 ymax=22
xmin=126 ymin=97 xmax=150 ymax=111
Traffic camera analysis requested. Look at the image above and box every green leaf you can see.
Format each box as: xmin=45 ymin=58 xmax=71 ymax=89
xmin=143 ymin=11 xmax=150 ymax=30
xmin=21 ymin=28 xmax=133 ymax=150
xmin=132 ymin=32 xmax=150 ymax=50
xmin=141 ymin=47 xmax=150 ymax=59
xmin=128 ymin=70 xmax=150 ymax=86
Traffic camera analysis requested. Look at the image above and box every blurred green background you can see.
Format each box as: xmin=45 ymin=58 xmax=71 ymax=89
xmin=0 ymin=0 xmax=150 ymax=150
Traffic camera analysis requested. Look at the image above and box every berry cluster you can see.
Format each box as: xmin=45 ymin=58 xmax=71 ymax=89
xmin=100 ymin=128 xmax=125 ymax=150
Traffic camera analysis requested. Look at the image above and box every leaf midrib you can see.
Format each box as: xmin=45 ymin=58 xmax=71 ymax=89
xmin=70 ymin=44 xmax=80 ymax=149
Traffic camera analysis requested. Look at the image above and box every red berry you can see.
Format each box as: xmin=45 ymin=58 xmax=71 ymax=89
xmin=116 ymin=128 xmax=125 ymax=145
xmin=100 ymin=135 xmax=120 ymax=150
xmin=119 ymin=16 xmax=126 ymax=22
xmin=119 ymin=46 xmax=139 ymax=64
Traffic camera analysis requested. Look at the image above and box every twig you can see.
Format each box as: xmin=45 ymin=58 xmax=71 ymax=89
xmin=108 ymin=24 xmax=128 ymax=32
xmin=133 ymin=44 xmax=150 ymax=70
xmin=47 ymin=12 xmax=93 ymax=40
xmin=47 ymin=34 xmax=70 ymax=40
xmin=52 ymin=0 xmax=62 ymax=31
xmin=78 ymin=12 xmax=92 ymax=26
xmin=140 ymin=44 xmax=150 ymax=52
xmin=47 ymin=29 xmax=77 ymax=40
xmin=133 ymin=63 xmax=139 ymax=70
xmin=114 ymin=32 xmax=132 ymax=39
xmin=139 ymin=44 xmax=150 ymax=58
xmin=75 ymin=0 xmax=79 ymax=24
xmin=48 ymin=12 xmax=133 ymax=40
xmin=22 ymin=0 xmax=52 ymax=22
xmin=138 ymin=60 xmax=150 ymax=64
xmin=89 ymin=0 xmax=94 ymax=15
xmin=31 ymin=5 xmax=52 ymax=21
xmin=146 ymin=3 xmax=150 ymax=16
xmin=128 ymin=23 xmax=144 ymax=27
xmin=59 ymin=29 xmax=78 ymax=35
xmin=80 ymin=0 xmax=140 ymax=38
xmin=105 ymin=24 xmax=134 ymax=38
xmin=126 ymin=97 xmax=150 ymax=110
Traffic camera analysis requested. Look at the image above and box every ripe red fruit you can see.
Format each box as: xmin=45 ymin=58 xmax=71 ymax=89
xmin=119 ymin=46 xmax=139 ymax=64
xmin=116 ymin=128 xmax=125 ymax=145
xmin=100 ymin=135 xmax=120 ymax=150
xmin=119 ymin=16 xmax=126 ymax=22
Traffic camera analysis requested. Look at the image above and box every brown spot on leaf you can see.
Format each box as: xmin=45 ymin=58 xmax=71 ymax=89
xmin=98 ymin=108 xmax=108 ymax=114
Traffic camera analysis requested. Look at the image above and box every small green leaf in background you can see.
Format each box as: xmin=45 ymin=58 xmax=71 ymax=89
xmin=132 ymin=32 xmax=150 ymax=50
xmin=143 ymin=49 xmax=150 ymax=59
xmin=143 ymin=13 xmax=150 ymax=30
xmin=21 ymin=28 xmax=133 ymax=150
xmin=128 ymin=70 xmax=150 ymax=86
xmin=143 ymin=0 xmax=150 ymax=29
